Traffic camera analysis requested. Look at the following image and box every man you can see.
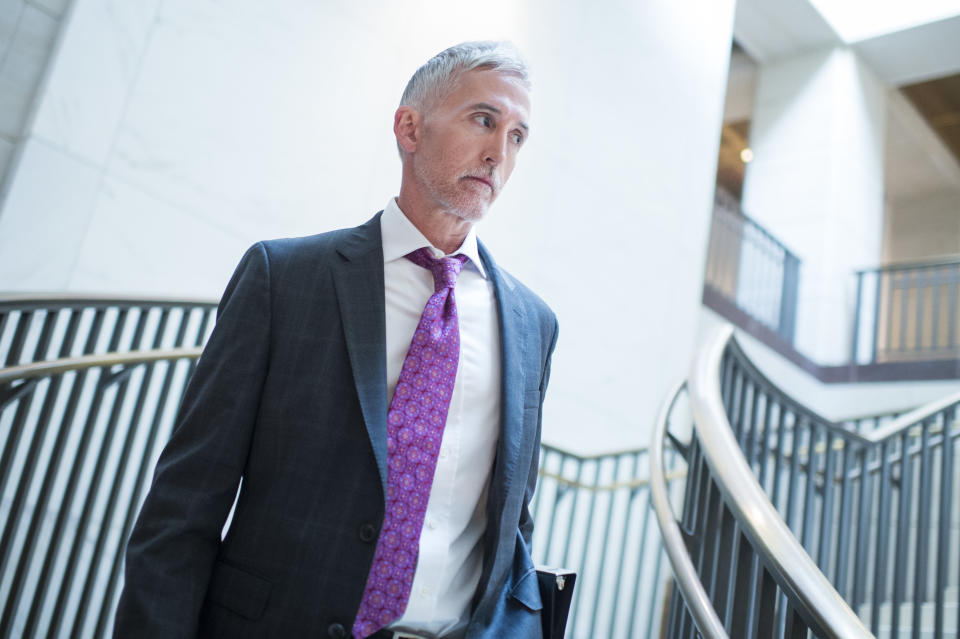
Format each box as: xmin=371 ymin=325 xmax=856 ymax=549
xmin=115 ymin=41 xmax=558 ymax=639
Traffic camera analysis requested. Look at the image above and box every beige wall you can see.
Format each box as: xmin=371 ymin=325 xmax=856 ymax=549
xmin=884 ymin=190 xmax=960 ymax=263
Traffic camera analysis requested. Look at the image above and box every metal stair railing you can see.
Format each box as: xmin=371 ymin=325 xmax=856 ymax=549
xmin=652 ymin=325 xmax=873 ymax=638
xmin=658 ymin=322 xmax=960 ymax=638
xmin=0 ymin=295 xmax=217 ymax=639
xmin=721 ymin=329 xmax=960 ymax=638
xmin=852 ymin=257 xmax=960 ymax=364
xmin=0 ymin=295 xmax=687 ymax=638
xmin=0 ymin=348 xmax=205 ymax=639
xmin=533 ymin=442 xmax=684 ymax=638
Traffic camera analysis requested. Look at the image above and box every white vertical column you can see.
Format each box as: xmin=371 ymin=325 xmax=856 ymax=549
xmin=742 ymin=47 xmax=886 ymax=365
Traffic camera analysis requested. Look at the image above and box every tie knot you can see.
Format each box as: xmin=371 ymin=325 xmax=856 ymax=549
xmin=406 ymin=248 xmax=468 ymax=292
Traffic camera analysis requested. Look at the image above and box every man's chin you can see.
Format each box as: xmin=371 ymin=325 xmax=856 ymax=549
xmin=446 ymin=201 xmax=490 ymax=222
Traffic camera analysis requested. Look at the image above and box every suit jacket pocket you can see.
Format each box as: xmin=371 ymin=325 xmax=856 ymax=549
xmin=207 ymin=560 xmax=272 ymax=620
xmin=510 ymin=565 xmax=543 ymax=612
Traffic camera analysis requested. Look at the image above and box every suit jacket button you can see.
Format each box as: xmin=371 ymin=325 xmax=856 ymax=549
xmin=359 ymin=523 xmax=377 ymax=543
xmin=327 ymin=622 xmax=347 ymax=638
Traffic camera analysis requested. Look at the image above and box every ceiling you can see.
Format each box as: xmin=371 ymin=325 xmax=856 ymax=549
xmin=902 ymin=74 xmax=960 ymax=167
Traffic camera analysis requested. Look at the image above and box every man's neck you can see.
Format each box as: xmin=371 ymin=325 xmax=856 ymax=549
xmin=395 ymin=193 xmax=473 ymax=255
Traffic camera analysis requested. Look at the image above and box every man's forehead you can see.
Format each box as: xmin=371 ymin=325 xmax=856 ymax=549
xmin=444 ymin=70 xmax=530 ymax=117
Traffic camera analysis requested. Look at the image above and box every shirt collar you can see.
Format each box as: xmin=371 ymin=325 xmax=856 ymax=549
xmin=380 ymin=198 xmax=487 ymax=279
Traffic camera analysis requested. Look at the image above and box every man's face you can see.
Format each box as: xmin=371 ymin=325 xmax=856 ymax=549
xmin=410 ymin=69 xmax=531 ymax=221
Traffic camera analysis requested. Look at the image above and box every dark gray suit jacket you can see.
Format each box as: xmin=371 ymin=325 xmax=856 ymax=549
xmin=114 ymin=213 xmax=559 ymax=638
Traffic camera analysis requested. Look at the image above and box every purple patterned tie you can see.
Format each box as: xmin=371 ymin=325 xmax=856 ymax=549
xmin=351 ymin=248 xmax=469 ymax=638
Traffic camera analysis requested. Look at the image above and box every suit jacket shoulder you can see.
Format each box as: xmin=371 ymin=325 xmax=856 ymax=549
xmin=256 ymin=213 xmax=383 ymax=275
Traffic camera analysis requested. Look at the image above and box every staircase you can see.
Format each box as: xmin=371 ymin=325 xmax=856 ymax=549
xmin=653 ymin=324 xmax=960 ymax=638
xmin=4 ymin=294 xmax=956 ymax=638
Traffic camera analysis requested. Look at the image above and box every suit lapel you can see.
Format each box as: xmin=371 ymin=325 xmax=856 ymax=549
xmin=332 ymin=213 xmax=389 ymax=492
xmin=476 ymin=241 xmax=529 ymax=604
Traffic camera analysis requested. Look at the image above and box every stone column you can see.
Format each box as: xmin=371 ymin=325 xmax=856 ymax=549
xmin=742 ymin=46 xmax=886 ymax=364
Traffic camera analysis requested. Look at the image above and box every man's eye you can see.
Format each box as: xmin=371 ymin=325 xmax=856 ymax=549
xmin=512 ymin=133 xmax=524 ymax=145
xmin=476 ymin=114 xmax=492 ymax=127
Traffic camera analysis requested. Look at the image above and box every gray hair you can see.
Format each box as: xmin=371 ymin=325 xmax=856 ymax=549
xmin=401 ymin=41 xmax=530 ymax=112
xmin=396 ymin=41 xmax=530 ymax=157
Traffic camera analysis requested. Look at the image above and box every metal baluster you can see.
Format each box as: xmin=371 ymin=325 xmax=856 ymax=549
xmin=816 ymin=431 xmax=837 ymax=571
xmin=784 ymin=605 xmax=809 ymax=639
xmin=744 ymin=386 xmax=761 ymax=467
xmin=801 ymin=423 xmax=819 ymax=551
xmin=833 ymin=440 xmax=856 ymax=598
xmin=588 ymin=456 xmax=621 ymax=633
xmin=931 ymin=267 xmax=942 ymax=352
xmin=607 ymin=453 xmax=641 ymax=637
xmin=900 ymin=271 xmax=910 ymax=354
xmin=727 ymin=530 xmax=756 ymax=638
xmin=771 ymin=406 xmax=789 ymax=515
xmin=891 ymin=431 xmax=914 ymax=636
xmin=754 ymin=567 xmax=778 ymax=638
xmin=2 ymin=310 xmax=31 ymax=365
xmin=626 ymin=485 xmax=653 ymax=638
xmin=684 ymin=451 xmax=714 ymax=639
xmin=757 ymin=396 xmax=774 ymax=490
xmin=852 ymin=272 xmax=864 ymax=363
xmin=733 ymin=375 xmax=748 ymax=442
xmin=714 ymin=507 xmax=738 ymax=629
xmin=851 ymin=446 xmax=873 ymax=610
xmin=934 ymin=407 xmax=955 ymax=639
xmin=915 ymin=269 xmax=926 ymax=356
xmin=873 ymin=270 xmax=883 ymax=363
xmin=644 ymin=523 xmax=668 ymax=639
xmin=885 ymin=271 xmax=898 ymax=360
xmin=568 ymin=459 xmax=602 ymax=633
xmin=559 ymin=456 xmax=586 ymax=569
xmin=541 ymin=452 xmax=567 ymax=562
xmin=872 ymin=439 xmax=893 ymax=634
xmin=948 ymin=265 xmax=958 ymax=349
xmin=912 ymin=420 xmax=933 ymax=638
xmin=786 ymin=417 xmax=804 ymax=531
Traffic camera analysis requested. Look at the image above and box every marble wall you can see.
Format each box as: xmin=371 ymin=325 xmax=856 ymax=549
xmin=0 ymin=0 xmax=72 ymax=193
xmin=0 ymin=0 xmax=737 ymax=452
xmin=742 ymin=47 xmax=887 ymax=366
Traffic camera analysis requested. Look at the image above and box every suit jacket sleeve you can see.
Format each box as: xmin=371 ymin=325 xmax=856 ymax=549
xmin=114 ymin=243 xmax=272 ymax=638
xmin=519 ymin=315 xmax=559 ymax=548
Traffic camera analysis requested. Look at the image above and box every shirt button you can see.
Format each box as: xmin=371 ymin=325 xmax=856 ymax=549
xmin=327 ymin=622 xmax=346 ymax=638
xmin=427 ymin=518 xmax=437 ymax=530
xmin=439 ymin=448 xmax=449 ymax=459
xmin=421 ymin=586 xmax=431 ymax=598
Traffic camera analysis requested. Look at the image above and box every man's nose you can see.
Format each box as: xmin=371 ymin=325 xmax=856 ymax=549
xmin=483 ymin=133 xmax=509 ymax=166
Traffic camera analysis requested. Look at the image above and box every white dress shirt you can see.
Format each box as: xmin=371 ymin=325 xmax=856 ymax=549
xmin=380 ymin=199 xmax=502 ymax=638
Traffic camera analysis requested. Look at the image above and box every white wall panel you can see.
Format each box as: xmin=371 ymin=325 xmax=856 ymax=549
xmin=0 ymin=0 xmax=737 ymax=452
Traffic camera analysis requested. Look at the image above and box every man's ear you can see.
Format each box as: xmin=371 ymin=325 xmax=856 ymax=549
xmin=394 ymin=106 xmax=420 ymax=154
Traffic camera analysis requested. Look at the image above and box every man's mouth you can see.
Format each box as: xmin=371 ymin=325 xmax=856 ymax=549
xmin=463 ymin=175 xmax=495 ymax=191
